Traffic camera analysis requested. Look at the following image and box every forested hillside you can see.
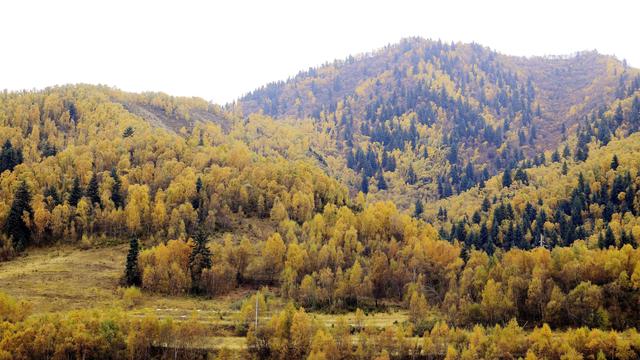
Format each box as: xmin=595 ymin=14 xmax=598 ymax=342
xmin=238 ymin=38 xmax=639 ymax=211
xmin=2 ymin=38 xmax=640 ymax=359
xmin=0 ymin=85 xmax=349 ymax=254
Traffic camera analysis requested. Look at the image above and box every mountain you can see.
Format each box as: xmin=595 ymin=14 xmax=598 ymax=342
xmin=3 ymin=39 xmax=640 ymax=359
xmin=236 ymin=37 xmax=640 ymax=253
xmin=237 ymin=38 xmax=640 ymax=210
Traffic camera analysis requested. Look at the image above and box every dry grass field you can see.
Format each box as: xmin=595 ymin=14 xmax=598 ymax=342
xmin=0 ymin=244 xmax=410 ymax=351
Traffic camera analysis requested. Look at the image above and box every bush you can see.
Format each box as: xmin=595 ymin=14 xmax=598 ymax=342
xmin=122 ymin=287 xmax=143 ymax=308
xmin=0 ymin=291 xmax=30 ymax=322
xmin=0 ymin=235 xmax=15 ymax=262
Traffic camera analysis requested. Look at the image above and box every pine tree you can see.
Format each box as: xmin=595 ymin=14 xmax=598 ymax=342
xmin=601 ymin=226 xmax=616 ymax=249
xmin=502 ymin=167 xmax=512 ymax=188
xmin=4 ymin=180 xmax=33 ymax=251
xmin=68 ymin=176 xmax=83 ymax=207
xmin=631 ymin=96 xmax=640 ymax=132
xmin=44 ymin=185 xmax=61 ymax=207
xmin=481 ymin=197 xmax=491 ymax=212
xmin=413 ymin=199 xmax=424 ymax=218
xmin=406 ymin=165 xmax=417 ymax=185
xmin=110 ymin=168 xmax=124 ymax=208
xmin=124 ymin=237 xmax=141 ymax=286
xmin=472 ymin=210 xmax=481 ymax=224
xmin=190 ymin=229 xmax=212 ymax=292
xmin=360 ymin=173 xmax=369 ymax=194
xmin=122 ymin=126 xmax=135 ymax=138
xmin=514 ymin=168 xmax=529 ymax=185
xmin=198 ymin=129 xmax=204 ymax=146
xmin=614 ymin=103 xmax=624 ymax=125
xmin=196 ymin=177 xmax=203 ymax=194
xmin=376 ymin=171 xmax=387 ymax=190
xmin=478 ymin=223 xmax=489 ymax=249
xmin=86 ymin=173 xmax=101 ymax=206
xmin=448 ymin=145 xmax=458 ymax=164
xmin=562 ymin=161 xmax=569 ymax=175
xmin=0 ymin=140 xmax=23 ymax=173
xmin=611 ymin=155 xmax=619 ymax=170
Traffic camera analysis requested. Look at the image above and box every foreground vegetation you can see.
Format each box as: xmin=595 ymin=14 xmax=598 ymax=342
xmin=3 ymin=283 xmax=640 ymax=359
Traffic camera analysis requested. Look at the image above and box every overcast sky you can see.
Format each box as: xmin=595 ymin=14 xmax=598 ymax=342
xmin=1 ymin=0 xmax=638 ymax=104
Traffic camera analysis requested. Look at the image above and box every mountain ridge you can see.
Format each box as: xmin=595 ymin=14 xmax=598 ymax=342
xmin=235 ymin=37 xmax=639 ymax=211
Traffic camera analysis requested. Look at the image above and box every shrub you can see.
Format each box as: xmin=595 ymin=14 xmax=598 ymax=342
xmin=122 ymin=287 xmax=143 ymax=308
xmin=0 ymin=235 xmax=15 ymax=262
xmin=0 ymin=291 xmax=30 ymax=322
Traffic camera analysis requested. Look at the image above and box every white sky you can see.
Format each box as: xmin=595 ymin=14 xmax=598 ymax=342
xmin=1 ymin=0 xmax=638 ymax=105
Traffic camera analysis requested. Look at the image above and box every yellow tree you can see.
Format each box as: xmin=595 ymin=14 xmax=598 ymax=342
xmin=125 ymin=184 xmax=150 ymax=235
xmin=262 ymin=233 xmax=286 ymax=283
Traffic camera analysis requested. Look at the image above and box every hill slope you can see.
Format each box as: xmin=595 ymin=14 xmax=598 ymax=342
xmin=237 ymin=38 xmax=640 ymax=210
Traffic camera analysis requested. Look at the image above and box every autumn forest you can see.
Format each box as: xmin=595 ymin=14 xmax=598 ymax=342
xmin=2 ymin=38 xmax=640 ymax=359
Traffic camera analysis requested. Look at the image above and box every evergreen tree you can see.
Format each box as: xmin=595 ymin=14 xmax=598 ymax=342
xmin=193 ymin=177 xmax=205 ymax=220
xmin=198 ymin=129 xmax=204 ymax=146
xmin=124 ymin=237 xmax=141 ymax=286
xmin=575 ymin=127 xmax=590 ymax=161
xmin=631 ymin=96 xmax=640 ymax=132
xmin=44 ymin=185 xmax=61 ymax=207
xmin=406 ymin=165 xmax=417 ymax=185
xmin=189 ymin=229 xmax=213 ymax=292
xmin=562 ymin=161 xmax=569 ymax=175
xmin=0 ymin=140 xmax=23 ymax=173
xmin=413 ymin=199 xmax=424 ymax=218
xmin=620 ymin=231 xmax=633 ymax=248
xmin=122 ymin=126 xmax=135 ymax=138
xmin=437 ymin=207 xmax=448 ymax=221
xmin=481 ymin=197 xmax=491 ymax=212
xmin=376 ymin=171 xmax=387 ymax=190
xmin=514 ymin=168 xmax=529 ymax=185
xmin=448 ymin=145 xmax=458 ymax=164
xmin=68 ymin=176 xmax=83 ymax=207
xmin=346 ymin=150 xmax=355 ymax=169
xmin=110 ymin=168 xmax=124 ymax=208
xmin=472 ymin=210 xmax=481 ymax=224
xmin=196 ymin=177 xmax=203 ymax=194
xmin=611 ymin=155 xmax=619 ymax=170
xmin=4 ymin=180 xmax=33 ymax=251
xmin=360 ymin=173 xmax=369 ymax=194
xmin=601 ymin=226 xmax=616 ymax=249
xmin=614 ymin=103 xmax=624 ymax=125
xmin=478 ymin=223 xmax=489 ymax=249
xmin=86 ymin=173 xmax=101 ymax=206
xmin=502 ymin=167 xmax=512 ymax=188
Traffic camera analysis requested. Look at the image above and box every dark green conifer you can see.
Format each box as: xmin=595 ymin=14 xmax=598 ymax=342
xmin=611 ymin=155 xmax=619 ymax=170
xmin=502 ymin=167 xmax=512 ymax=188
xmin=68 ymin=176 xmax=83 ymax=207
xmin=413 ymin=199 xmax=424 ymax=218
xmin=4 ymin=180 xmax=33 ymax=251
xmin=86 ymin=173 xmax=101 ymax=206
xmin=111 ymin=168 xmax=124 ymax=208
xmin=124 ymin=237 xmax=141 ymax=286
xmin=189 ymin=229 xmax=212 ymax=292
